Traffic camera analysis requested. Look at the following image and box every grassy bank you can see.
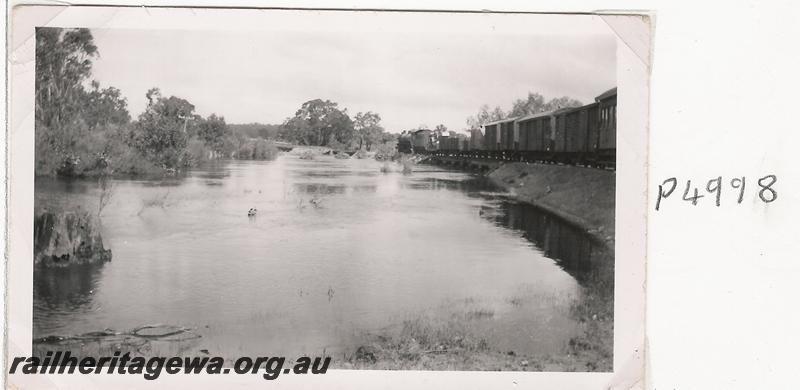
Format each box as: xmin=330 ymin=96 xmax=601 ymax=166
xmin=487 ymin=162 xmax=615 ymax=244
xmin=337 ymin=292 xmax=613 ymax=372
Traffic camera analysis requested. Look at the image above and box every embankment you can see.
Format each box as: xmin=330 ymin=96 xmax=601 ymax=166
xmin=487 ymin=163 xmax=615 ymax=244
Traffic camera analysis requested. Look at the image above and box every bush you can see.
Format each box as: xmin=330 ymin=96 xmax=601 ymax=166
xmin=373 ymin=139 xmax=398 ymax=160
xmin=234 ymin=138 xmax=279 ymax=160
xmin=35 ymin=121 xmax=115 ymax=177
xmin=35 ymin=124 xmax=66 ymax=176
xmin=252 ymin=139 xmax=279 ymax=160
xmin=186 ymin=138 xmax=212 ymax=165
xmin=107 ymin=143 xmax=161 ymax=176
xmin=326 ymin=138 xmax=351 ymax=152
xmin=35 ymin=122 xmax=165 ymax=177
xmin=35 ymin=119 xmax=278 ymax=178
xmin=129 ymin=90 xmax=193 ymax=170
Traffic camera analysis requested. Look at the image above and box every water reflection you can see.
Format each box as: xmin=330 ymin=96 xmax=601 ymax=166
xmin=487 ymin=203 xmax=610 ymax=286
xmin=33 ymin=263 xmax=105 ymax=334
xmin=293 ymin=183 xmax=348 ymax=195
xmin=296 ymin=170 xmax=379 ymax=178
xmin=193 ymin=162 xmax=231 ymax=180
xmin=139 ymin=180 xmax=183 ymax=188
xmin=402 ymin=175 xmax=613 ymax=289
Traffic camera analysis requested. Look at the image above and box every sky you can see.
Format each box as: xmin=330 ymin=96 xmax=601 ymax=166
xmin=87 ymin=12 xmax=616 ymax=133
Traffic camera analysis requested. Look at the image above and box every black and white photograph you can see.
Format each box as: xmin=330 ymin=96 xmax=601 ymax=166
xmin=27 ymin=9 xmax=621 ymax=374
xmin=12 ymin=1 xmax=800 ymax=389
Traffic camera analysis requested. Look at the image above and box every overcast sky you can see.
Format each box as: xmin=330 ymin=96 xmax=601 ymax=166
xmin=88 ymin=12 xmax=616 ymax=133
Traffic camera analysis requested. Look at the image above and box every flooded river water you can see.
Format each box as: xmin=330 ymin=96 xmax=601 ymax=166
xmin=34 ymin=155 xmax=612 ymax=360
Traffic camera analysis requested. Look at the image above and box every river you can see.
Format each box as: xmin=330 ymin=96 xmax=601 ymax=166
xmin=33 ymin=155 xmax=612 ymax=362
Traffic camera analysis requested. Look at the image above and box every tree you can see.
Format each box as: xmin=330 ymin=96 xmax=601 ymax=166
xmin=508 ymin=92 xmax=546 ymax=117
xmin=226 ymin=123 xmax=281 ymax=140
xmin=491 ymin=106 xmax=505 ymax=121
xmin=354 ymin=111 xmax=384 ymax=150
xmin=543 ymin=96 xmax=583 ymax=111
xmin=509 ymin=93 xmax=583 ymax=117
xmin=131 ymin=88 xmax=197 ymax=168
xmin=280 ymin=99 xmax=355 ymax=147
xmin=466 ymin=92 xmax=583 ymax=130
xmin=35 ymin=27 xmax=98 ymax=129
xmin=84 ymin=81 xmax=131 ymax=130
xmin=197 ymin=114 xmax=227 ymax=152
xmin=466 ymin=105 xmax=489 ymax=130
xmin=466 ymin=105 xmax=506 ymax=130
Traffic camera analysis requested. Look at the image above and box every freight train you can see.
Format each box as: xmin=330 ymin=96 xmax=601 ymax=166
xmin=397 ymin=87 xmax=617 ymax=168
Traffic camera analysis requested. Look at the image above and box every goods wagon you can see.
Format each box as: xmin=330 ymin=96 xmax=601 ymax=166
xmin=519 ymin=110 xmax=555 ymax=152
xmin=469 ymin=128 xmax=484 ymax=150
xmin=517 ymin=120 xmax=527 ymax=152
xmin=498 ymin=118 xmax=517 ymax=151
xmin=483 ymin=123 xmax=498 ymax=151
xmin=422 ymin=86 xmax=616 ymax=168
xmin=436 ymin=133 xmax=471 ymax=152
xmin=595 ymin=87 xmax=617 ymax=165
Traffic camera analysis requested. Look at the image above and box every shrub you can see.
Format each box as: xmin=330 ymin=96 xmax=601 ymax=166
xmin=35 ymin=123 xmax=66 ymax=176
xmin=35 ymin=122 xmax=165 ymax=177
xmin=35 ymin=121 xmax=114 ymax=176
xmin=252 ymin=139 xmax=279 ymax=160
xmin=234 ymin=138 xmax=279 ymax=160
xmin=186 ymin=138 xmax=212 ymax=165
xmin=373 ymin=139 xmax=398 ymax=160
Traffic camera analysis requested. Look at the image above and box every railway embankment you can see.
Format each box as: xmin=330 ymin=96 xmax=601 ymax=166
xmin=487 ymin=162 xmax=615 ymax=245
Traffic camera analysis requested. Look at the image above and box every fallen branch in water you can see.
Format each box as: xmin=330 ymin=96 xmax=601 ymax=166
xmin=34 ymin=324 xmax=200 ymax=344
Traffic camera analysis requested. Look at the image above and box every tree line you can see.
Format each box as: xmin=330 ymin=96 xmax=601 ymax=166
xmin=34 ymin=28 xmax=279 ymax=177
xmin=395 ymin=92 xmax=584 ymax=140
xmin=277 ymin=99 xmax=397 ymax=157
xmin=35 ymin=28 xmax=400 ymax=177
xmin=465 ymin=92 xmax=584 ymax=130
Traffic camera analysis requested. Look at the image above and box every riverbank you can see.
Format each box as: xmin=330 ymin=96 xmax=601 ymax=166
xmin=36 ymin=130 xmax=280 ymax=178
xmin=487 ymin=162 xmax=615 ymax=246
xmin=338 ymin=291 xmax=612 ymax=372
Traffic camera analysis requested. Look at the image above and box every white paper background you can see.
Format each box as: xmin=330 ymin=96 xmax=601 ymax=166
xmin=3 ymin=1 xmax=800 ymax=389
